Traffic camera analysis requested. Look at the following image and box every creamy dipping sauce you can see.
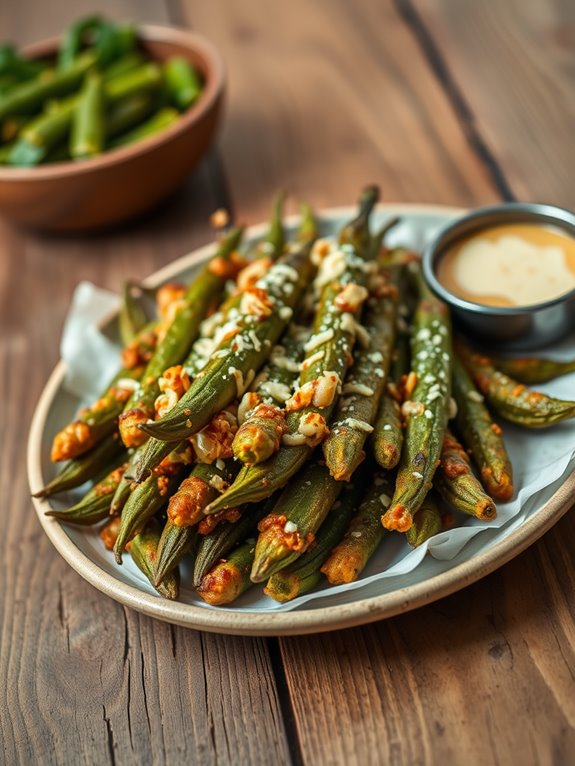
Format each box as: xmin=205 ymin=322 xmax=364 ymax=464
xmin=436 ymin=223 xmax=575 ymax=308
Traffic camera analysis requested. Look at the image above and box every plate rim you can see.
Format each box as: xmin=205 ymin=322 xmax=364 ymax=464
xmin=28 ymin=202 xmax=575 ymax=636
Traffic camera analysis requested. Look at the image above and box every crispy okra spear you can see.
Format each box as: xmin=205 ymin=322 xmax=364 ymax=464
xmin=192 ymin=500 xmax=272 ymax=587
xmin=452 ymin=357 xmax=513 ymax=501
xmin=250 ymin=461 xmax=343 ymax=582
xmin=45 ymin=459 xmax=128 ymax=525
xmin=119 ymin=225 xmax=244 ymax=448
xmin=50 ymin=365 xmax=144 ymax=462
xmin=113 ymin=442 xmax=193 ymax=563
xmin=371 ymin=327 xmax=410 ymax=470
xmin=405 ymin=491 xmax=442 ymax=548
xmin=34 ymin=432 xmax=125 ymax=498
xmin=127 ymin=520 xmax=180 ymax=600
xmin=153 ymin=461 xmax=239 ymax=585
xmin=322 ymin=266 xmax=399 ymax=481
xmin=132 ymin=244 xmax=315 ymax=479
xmin=265 ymin=466 xmax=367 ymax=602
xmin=382 ymin=269 xmax=452 ymax=533
xmin=110 ymin=442 xmax=149 ymax=514
xmin=321 ymin=471 xmax=393 ymax=585
xmin=434 ymin=429 xmax=497 ymax=521
xmin=128 ymin=198 xmax=291 ymax=481
xmin=197 ymin=540 xmax=256 ymax=606
xmin=205 ymin=186 xmax=380 ymax=514
xmin=232 ymin=335 xmax=304 ymax=466
xmin=455 ymin=338 xmax=575 ymax=428
xmin=490 ymin=355 xmax=575 ymax=385
xmin=50 ymin=319 xmax=160 ymax=462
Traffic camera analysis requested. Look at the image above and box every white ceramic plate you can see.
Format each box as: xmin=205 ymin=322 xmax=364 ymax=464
xmin=28 ymin=204 xmax=575 ymax=636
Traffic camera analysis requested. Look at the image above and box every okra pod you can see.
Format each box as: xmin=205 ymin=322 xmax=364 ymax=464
xmin=192 ymin=500 xmax=272 ymax=587
xmin=206 ymin=187 xmax=379 ymax=515
xmin=382 ymin=271 xmax=452 ymax=532
xmin=452 ymin=356 xmax=513 ymax=501
xmin=456 ymin=338 xmax=575 ymax=428
xmin=152 ymin=461 xmax=238 ymax=584
xmin=371 ymin=325 xmax=410 ymax=470
xmin=135 ymin=244 xmax=314 ymax=464
xmin=265 ymin=467 xmax=366 ymax=601
xmin=321 ymin=472 xmax=392 ymax=585
xmin=45 ymin=459 xmax=128 ymax=525
xmin=250 ymin=462 xmax=343 ymax=582
xmin=113 ymin=443 xmax=192 ymax=562
xmin=491 ymin=355 xmax=575 ymax=385
xmin=34 ymin=432 xmax=124 ymax=498
xmin=434 ymin=429 xmax=497 ymax=521
xmin=405 ymin=491 xmax=442 ymax=547
xmin=119 ymin=225 xmax=244 ymax=448
xmin=323 ymin=267 xmax=399 ymax=480
xmin=128 ymin=520 xmax=180 ymax=600
xmin=197 ymin=540 xmax=256 ymax=606
xmin=51 ymin=365 xmax=144 ymax=462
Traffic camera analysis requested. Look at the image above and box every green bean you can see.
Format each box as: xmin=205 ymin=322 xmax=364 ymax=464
xmin=70 ymin=72 xmax=104 ymax=158
xmin=108 ymin=107 xmax=179 ymax=149
xmin=127 ymin=520 xmax=180 ymax=600
xmin=164 ymin=56 xmax=202 ymax=111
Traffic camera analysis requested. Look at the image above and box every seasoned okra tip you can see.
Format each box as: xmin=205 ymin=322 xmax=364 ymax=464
xmin=37 ymin=186 xmax=575 ymax=605
xmin=0 ymin=15 xmax=204 ymax=166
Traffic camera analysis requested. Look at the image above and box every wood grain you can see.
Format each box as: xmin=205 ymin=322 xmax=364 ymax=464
xmin=411 ymin=0 xmax=575 ymax=207
xmin=280 ymin=511 xmax=575 ymax=765
xmin=185 ymin=0 xmax=500 ymax=222
xmin=0 ymin=1 xmax=291 ymax=764
xmin=2 ymin=0 xmax=575 ymax=764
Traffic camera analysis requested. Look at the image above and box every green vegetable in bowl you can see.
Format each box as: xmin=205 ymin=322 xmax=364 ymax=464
xmin=0 ymin=14 xmax=205 ymax=166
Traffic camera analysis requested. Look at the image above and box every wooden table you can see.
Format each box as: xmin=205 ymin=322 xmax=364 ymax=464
xmin=2 ymin=1 xmax=574 ymax=763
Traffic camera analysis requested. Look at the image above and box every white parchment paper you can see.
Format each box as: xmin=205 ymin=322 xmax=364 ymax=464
xmin=57 ymin=211 xmax=575 ymax=612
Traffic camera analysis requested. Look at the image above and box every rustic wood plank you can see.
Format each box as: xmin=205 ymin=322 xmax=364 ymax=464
xmin=409 ymin=0 xmax=575 ymax=207
xmin=280 ymin=512 xmax=575 ymax=765
xmin=185 ymin=0 xmax=500 ymax=223
xmin=0 ymin=2 xmax=292 ymax=764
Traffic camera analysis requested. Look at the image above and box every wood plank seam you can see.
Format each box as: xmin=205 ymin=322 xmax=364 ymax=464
xmin=268 ymin=638 xmax=306 ymax=766
xmin=394 ymin=0 xmax=517 ymax=202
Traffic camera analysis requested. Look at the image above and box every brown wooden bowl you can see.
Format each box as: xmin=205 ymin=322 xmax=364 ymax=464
xmin=0 ymin=25 xmax=225 ymax=231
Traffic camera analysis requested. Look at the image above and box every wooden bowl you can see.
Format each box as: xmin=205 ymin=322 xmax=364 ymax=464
xmin=0 ymin=25 xmax=225 ymax=231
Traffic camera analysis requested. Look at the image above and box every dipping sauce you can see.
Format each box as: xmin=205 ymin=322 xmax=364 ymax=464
xmin=436 ymin=223 xmax=575 ymax=308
